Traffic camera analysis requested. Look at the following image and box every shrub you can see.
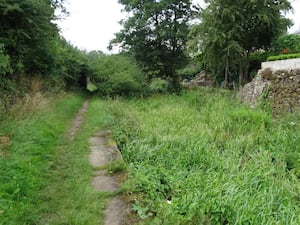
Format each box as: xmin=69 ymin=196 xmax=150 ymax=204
xmin=0 ymin=44 xmax=11 ymax=75
xmin=149 ymin=78 xmax=169 ymax=93
xmin=249 ymin=51 xmax=272 ymax=77
xmin=88 ymin=54 xmax=146 ymax=96
xmin=271 ymin=34 xmax=300 ymax=55
xmin=267 ymin=53 xmax=300 ymax=61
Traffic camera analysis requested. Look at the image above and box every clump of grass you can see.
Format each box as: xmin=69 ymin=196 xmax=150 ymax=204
xmin=93 ymin=160 xmax=128 ymax=174
xmin=105 ymin=88 xmax=300 ymax=224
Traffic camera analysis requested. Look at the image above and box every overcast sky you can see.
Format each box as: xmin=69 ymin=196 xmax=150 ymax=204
xmin=56 ymin=0 xmax=300 ymax=53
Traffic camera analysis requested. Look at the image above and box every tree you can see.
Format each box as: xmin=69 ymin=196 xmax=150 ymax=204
xmin=0 ymin=0 xmax=65 ymax=75
xmin=192 ymin=0 xmax=292 ymax=87
xmin=0 ymin=0 xmax=91 ymax=96
xmin=110 ymin=0 xmax=193 ymax=92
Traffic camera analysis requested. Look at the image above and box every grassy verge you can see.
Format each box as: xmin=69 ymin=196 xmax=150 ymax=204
xmin=106 ymin=88 xmax=300 ymax=224
xmin=0 ymin=93 xmax=84 ymax=224
xmin=36 ymin=98 xmax=113 ymax=225
xmin=0 ymin=94 xmax=112 ymax=224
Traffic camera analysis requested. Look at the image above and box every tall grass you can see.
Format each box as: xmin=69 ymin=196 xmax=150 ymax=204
xmin=106 ymin=88 xmax=300 ymax=224
xmin=0 ymin=93 xmax=84 ymax=224
xmin=0 ymin=94 xmax=113 ymax=224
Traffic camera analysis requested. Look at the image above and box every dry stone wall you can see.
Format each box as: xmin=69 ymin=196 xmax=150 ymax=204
xmin=240 ymin=59 xmax=300 ymax=114
xmin=239 ymin=70 xmax=271 ymax=108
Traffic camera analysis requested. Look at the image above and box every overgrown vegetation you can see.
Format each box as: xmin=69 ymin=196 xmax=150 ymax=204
xmin=110 ymin=0 xmax=193 ymax=92
xmin=0 ymin=0 xmax=297 ymax=104
xmin=1 ymin=1 xmax=300 ymax=224
xmin=106 ymin=89 xmax=300 ymax=224
xmin=0 ymin=94 xmax=115 ymax=224
xmin=271 ymin=34 xmax=300 ymax=55
xmin=0 ymin=0 xmax=91 ymax=108
xmin=0 ymin=94 xmax=84 ymax=223
xmin=189 ymin=0 xmax=292 ymax=86
xmin=87 ymin=52 xmax=146 ymax=96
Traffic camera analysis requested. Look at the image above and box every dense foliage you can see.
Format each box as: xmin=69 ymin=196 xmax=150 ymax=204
xmin=87 ymin=52 xmax=146 ymax=96
xmin=0 ymin=0 xmax=93 ymax=110
xmin=111 ymin=0 xmax=193 ymax=92
xmin=0 ymin=1 xmax=151 ymax=110
xmin=190 ymin=0 xmax=292 ymax=86
xmin=0 ymin=0 xmax=296 ymax=102
xmin=108 ymin=89 xmax=300 ymax=224
xmin=271 ymin=34 xmax=300 ymax=55
xmin=0 ymin=0 xmax=61 ymax=75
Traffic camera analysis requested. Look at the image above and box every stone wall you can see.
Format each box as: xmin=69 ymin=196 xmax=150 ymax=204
xmin=267 ymin=69 xmax=300 ymax=113
xmin=240 ymin=59 xmax=300 ymax=114
xmin=239 ymin=70 xmax=270 ymax=108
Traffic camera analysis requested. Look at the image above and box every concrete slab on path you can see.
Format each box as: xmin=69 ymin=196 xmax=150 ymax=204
xmin=89 ymin=129 xmax=130 ymax=224
xmin=89 ymin=146 xmax=117 ymax=167
xmin=89 ymin=136 xmax=106 ymax=146
xmin=91 ymin=175 xmax=120 ymax=192
xmin=104 ymin=197 xmax=128 ymax=225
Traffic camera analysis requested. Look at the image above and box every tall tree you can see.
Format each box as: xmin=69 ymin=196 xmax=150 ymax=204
xmin=110 ymin=0 xmax=193 ymax=92
xmin=192 ymin=0 xmax=292 ymax=87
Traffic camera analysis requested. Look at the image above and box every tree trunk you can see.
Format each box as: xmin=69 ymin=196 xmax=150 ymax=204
xmin=238 ymin=55 xmax=243 ymax=88
xmin=224 ymin=57 xmax=229 ymax=88
xmin=244 ymin=50 xmax=250 ymax=82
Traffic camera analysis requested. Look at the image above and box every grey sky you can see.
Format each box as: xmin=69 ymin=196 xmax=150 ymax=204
xmin=57 ymin=0 xmax=300 ymax=53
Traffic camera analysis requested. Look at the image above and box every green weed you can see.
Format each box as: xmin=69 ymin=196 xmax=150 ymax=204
xmin=93 ymin=160 xmax=128 ymax=174
xmin=105 ymin=88 xmax=300 ymax=224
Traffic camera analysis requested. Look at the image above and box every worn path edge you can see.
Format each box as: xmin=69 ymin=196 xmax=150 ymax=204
xmin=68 ymin=99 xmax=131 ymax=225
xmin=89 ymin=129 xmax=130 ymax=225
